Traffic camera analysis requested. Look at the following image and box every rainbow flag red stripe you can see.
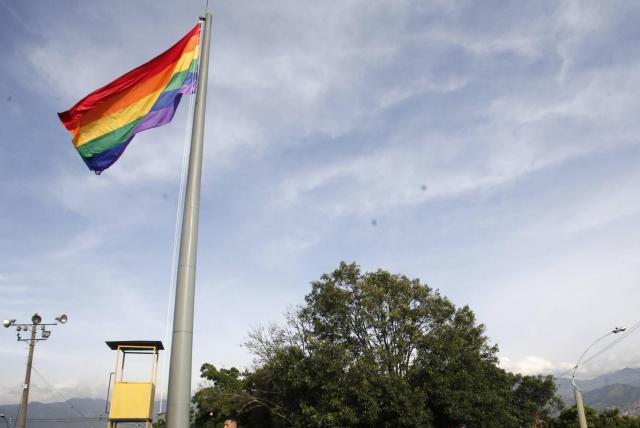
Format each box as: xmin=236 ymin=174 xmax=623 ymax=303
xmin=58 ymin=24 xmax=201 ymax=174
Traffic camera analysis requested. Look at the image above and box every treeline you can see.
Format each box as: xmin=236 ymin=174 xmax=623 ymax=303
xmin=552 ymin=407 xmax=640 ymax=427
xmin=164 ymin=263 xmax=639 ymax=427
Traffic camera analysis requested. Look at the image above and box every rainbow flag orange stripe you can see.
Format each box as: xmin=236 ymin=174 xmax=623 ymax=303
xmin=58 ymin=24 xmax=201 ymax=174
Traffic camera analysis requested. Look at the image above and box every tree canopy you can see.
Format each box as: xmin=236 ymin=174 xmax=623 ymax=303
xmin=191 ymin=262 xmax=565 ymax=427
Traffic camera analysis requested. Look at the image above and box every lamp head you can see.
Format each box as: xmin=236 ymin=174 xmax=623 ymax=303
xmin=613 ymin=327 xmax=626 ymax=334
xmin=2 ymin=319 xmax=15 ymax=328
xmin=42 ymin=330 xmax=51 ymax=339
xmin=31 ymin=313 xmax=42 ymax=325
xmin=55 ymin=314 xmax=68 ymax=324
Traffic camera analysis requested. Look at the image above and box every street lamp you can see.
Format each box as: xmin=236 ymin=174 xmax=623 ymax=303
xmin=0 ymin=412 xmax=13 ymax=428
xmin=571 ymin=326 xmax=626 ymax=428
xmin=2 ymin=313 xmax=68 ymax=428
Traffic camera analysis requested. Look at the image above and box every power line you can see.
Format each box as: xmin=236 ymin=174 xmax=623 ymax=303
xmin=580 ymin=320 xmax=640 ymax=367
xmin=29 ymin=365 xmax=88 ymax=419
xmin=553 ymin=320 xmax=640 ymax=380
xmin=14 ymin=342 xmax=91 ymax=421
xmin=554 ymin=366 xmax=576 ymax=380
xmin=26 ymin=416 xmax=107 ymax=422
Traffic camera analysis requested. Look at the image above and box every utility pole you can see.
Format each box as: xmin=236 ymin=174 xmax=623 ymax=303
xmin=18 ymin=325 xmax=37 ymax=428
xmin=3 ymin=313 xmax=68 ymax=428
xmin=165 ymin=12 xmax=212 ymax=428
xmin=573 ymin=385 xmax=587 ymax=428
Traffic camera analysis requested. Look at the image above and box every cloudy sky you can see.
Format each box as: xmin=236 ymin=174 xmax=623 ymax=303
xmin=1 ymin=0 xmax=640 ymax=407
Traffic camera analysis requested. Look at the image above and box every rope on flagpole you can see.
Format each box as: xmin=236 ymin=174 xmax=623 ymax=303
xmin=157 ymin=74 xmax=199 ymax=417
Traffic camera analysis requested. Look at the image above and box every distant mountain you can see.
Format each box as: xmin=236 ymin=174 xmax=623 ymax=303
xmin=578 ymin=367 xmax=640 ymax=390
xmin=583 ymin=384 xmax=640 ymax=411
xmin=0 ymin=398 xmax=163 ymax=428
xmin=555 ymin=378 xmax=575 ymax=404
xmin=555 ymin=367 xmax=640 ymax=412
xmin=0 ymin=398 xmax=107 ymax=428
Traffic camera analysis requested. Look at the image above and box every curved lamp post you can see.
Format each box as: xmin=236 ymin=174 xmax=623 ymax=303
xmin=571 ymin=326 xmax=626 ymax=428
xmin=2 ymin=313 xmax=68 ymax=428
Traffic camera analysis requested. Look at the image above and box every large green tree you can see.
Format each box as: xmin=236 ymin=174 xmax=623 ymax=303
xmin=192 ymin=262 xmax=561 ymax=427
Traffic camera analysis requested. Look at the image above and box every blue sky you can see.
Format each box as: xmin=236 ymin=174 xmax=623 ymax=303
xmin=1 ymin=0 xmax=640 ymax=405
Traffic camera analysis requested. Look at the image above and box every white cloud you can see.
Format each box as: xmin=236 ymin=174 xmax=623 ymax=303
xmin=577 ymin=352 xmax=640 ymax=380
xmin=374 ymin=76 xmax=468 ymax=112
xmin=24 ymin=43 xmax=122 ymax=103
xmin=500 ymin=355 xmax=574 ymax=376
xmin=274 ymin=48 xmax=640 ymax=216
xmin=553 ymin=0 xmax=608 ymax=82
xmin=259 ymin=235 xmax=316 ymax=270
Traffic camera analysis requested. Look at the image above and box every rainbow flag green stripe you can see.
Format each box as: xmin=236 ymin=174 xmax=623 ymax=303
xmin=76 ymin=119 xmax=143 ymax=159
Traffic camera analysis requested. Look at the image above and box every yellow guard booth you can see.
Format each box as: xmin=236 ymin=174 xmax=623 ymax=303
xmin=106 ymin=340 xmax=163 ymax=428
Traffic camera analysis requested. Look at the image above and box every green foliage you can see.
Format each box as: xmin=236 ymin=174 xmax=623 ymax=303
xmin=548 ymin=405 xmax=640 ymax=428
xmin=192 ymin=262 xmax=564 ymax=427
xmin=511 ymin=374 xmax=563 ymax=426
xmin=594 ymin=408 xmax=640 ymax=428
xmin=192 ymin=364 xmax=283 ymax=427
xmin=552 ymin=405 xmax=601 ymax=427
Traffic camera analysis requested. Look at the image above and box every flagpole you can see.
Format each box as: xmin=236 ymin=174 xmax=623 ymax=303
xmin=166 ymin=12 xmax=212 ymax=428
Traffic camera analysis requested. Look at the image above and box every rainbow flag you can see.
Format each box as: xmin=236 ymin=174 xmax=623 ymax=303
xmin=58 ymin=24 xmax=201 ymax=174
